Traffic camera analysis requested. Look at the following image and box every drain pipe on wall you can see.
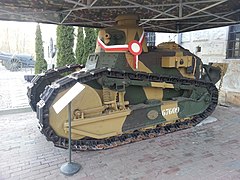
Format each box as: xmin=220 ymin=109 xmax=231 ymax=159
xmin=176 ymin=23 xmax=182 ymax=45
xmin=178 ymin=33 xmax=182 ymax=45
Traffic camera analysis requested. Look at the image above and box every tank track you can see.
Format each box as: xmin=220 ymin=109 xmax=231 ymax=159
xmin=27 ymin=64 xmax=83 ymax=111
xmin=37 ymin=68 xmax=218 ymax=151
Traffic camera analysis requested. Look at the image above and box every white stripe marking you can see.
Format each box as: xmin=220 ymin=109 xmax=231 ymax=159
xmin=53 ymin=82 xmax=85 ymax=114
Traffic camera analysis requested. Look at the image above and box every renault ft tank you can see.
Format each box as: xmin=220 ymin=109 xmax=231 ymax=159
xmin=28 ymin=15 xmax=221 ymax=151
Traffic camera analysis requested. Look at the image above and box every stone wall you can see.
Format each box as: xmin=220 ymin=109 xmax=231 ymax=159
xmin=220 ymin=61 xmax=240 ymax=106
xmin=181 ymin=26 xmax=228 ymax=64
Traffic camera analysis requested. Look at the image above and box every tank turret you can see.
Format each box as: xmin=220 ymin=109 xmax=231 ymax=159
xmin=87 ymin=15 xmax=206 ymax=80
xmin=94 ymin=15 xmax=147 ymax=70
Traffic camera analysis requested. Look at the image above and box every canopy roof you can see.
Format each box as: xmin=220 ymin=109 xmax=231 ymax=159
xmin=0 ymin=0 xmax=240 ymax=32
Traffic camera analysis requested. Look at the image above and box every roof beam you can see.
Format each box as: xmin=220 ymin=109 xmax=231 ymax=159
xmin=140 ymin=5 xmax=178 ymax=26
xmin=61 ymin=0 xmax=225 ymax=12
xmin=121 ymin=0 xmax=178 ymax=18
xmin=181 ymin=9 xmax=240 ymax=32
xmin=64 ymin=0 xmax=87 ymax=7
xmin=184 ymin=0 xmax=228 ymax=18
xmin=63 ymin=14 xmax=112 ymax=27
xmin=144 ymin=22 xmax=176 ymax=32
xmin=61 ymin=0 xmax=82 ymax=24
xmin=141 ymin=12 xmax=233 ymax=21
xmin=183 ymin=3 xmax=235 ymax=22
xmin=0 ymin=8 xmax=58 ymax=24
xmin=61 ymin=5 xmax=143 ymax=12
xmin=179 ymin=0 xmax=183 ymax=18
xmin=89 ymin=0 xmax=98 ymax=7
xmin=179 ymin=21 xmax=240 ymax=25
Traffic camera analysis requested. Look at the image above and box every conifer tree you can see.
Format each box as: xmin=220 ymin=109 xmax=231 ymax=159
xmin=56 ymin=25 xmax=75 ymax=67
xmin=82 ymin=27 xmax=97 ymax=65
xmin=75 ymin=27 xmax=84 ymax=64
xmin=95 ymin=28 xmax=99 ymax=37
xmin=35 ymin=24 xmax=47 ymax=74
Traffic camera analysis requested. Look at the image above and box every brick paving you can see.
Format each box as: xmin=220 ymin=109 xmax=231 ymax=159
xmin=0 ymin=64 xmax=33 ymax=111
xmin=0 ymin=105 xmax=240 ymax=180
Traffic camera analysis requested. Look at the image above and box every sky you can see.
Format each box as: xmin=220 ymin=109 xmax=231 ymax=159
xmin=0 ymin=20 xmax=57 ymax=41
xmin=0 ymin=20 xmax=57 ymax=57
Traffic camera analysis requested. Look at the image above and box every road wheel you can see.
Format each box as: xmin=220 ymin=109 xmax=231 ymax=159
xmin=10 ymin=58 xmax=21 ymax=71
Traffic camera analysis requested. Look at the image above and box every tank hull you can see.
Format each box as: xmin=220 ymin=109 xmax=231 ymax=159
xmin=36 ymin=68 xmax=218 ymax=150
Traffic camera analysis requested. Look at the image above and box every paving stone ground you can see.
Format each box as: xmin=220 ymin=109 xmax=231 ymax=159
xmin=0 ymin=64 xmax=33 ymax=111
xmin=0 ymin=105 xmax=240 ymax=180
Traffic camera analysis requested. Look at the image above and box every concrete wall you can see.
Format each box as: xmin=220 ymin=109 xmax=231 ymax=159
xmin=156 ymin=27 xmax=240 ymax=106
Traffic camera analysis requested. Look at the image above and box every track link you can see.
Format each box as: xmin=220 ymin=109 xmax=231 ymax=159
xmin=27 ymin=64 xmax=83 ymax=111
xmin=37 ymin=68 xmax=218 ymax=151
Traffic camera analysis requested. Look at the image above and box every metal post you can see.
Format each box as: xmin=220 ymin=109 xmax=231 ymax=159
xmin=68 ymin=102 xmax=72 ymax=163
xmin=60 ymin=101 xmax=81 ymax=176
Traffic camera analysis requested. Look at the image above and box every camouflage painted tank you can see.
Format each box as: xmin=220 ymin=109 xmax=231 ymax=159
xmin=28 ymin=15 xmax=221 ymax=151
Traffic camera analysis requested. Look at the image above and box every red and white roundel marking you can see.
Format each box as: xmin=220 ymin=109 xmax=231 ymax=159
xmin=97 ymin=31 xmax=145 ymax=69
xmin=129 ymin=40 xmax=142 ymax=56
